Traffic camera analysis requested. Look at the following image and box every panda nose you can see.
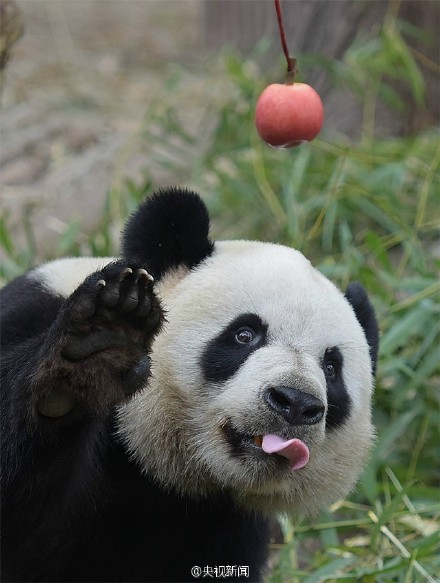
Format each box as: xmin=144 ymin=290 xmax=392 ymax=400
xmin=264 ymin=386 xmax=325 ymax=426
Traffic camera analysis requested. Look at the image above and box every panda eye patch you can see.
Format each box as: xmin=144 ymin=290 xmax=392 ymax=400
xmin=235 ymin=327 xmax=256 ymax=345
xmin=201 ymin=313 xmax=268 ymax=384
xmin=322 ymin=347 xmax=352 ymax=430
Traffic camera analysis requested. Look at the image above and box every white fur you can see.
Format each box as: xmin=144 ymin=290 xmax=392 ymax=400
xmin=118 ymin=241 xmax=375 ymax=517
xmin=30 ymin=257 xmax=115 ymax=297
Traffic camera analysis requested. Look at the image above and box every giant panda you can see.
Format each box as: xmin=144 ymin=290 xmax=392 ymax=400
xmin=0 ymin=188 xmax=378 ymax=583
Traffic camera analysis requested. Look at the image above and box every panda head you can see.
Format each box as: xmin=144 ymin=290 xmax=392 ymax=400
xmin=118 ymin=188 xmax=378 ymax=517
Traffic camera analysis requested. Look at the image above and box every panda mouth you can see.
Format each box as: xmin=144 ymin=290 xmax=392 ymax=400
xmin=221 ymin=421 xmax=262 ymax=451
xmin=222 ymin=422 xmax=310 ymax=471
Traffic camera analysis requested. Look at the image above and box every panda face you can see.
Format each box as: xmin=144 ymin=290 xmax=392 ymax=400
xmin=118 ymin=240 xmax=375 ymax=517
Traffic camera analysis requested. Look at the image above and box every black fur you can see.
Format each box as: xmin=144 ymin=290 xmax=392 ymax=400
xmin=121 ymin=187 xmax=215 ymax=279
xmin=345 ymin=282 xmax=379 ymax=375
xmin=0 ymin=275 xmax=64 ymax=347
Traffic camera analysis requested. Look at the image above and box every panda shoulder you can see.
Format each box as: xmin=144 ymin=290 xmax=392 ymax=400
xmin=28 ymin=257 xmax=116 ymax=298
xmin=1 ymin=257 xmax=114 ymax=347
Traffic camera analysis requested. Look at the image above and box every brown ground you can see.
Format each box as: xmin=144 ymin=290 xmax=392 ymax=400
xmin=1 ymin=0 xmax=206 ymax=261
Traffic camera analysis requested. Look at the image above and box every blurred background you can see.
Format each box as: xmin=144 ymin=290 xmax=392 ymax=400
xmin=1 ymin=0 xmax=438 ymax=261
xmin=1 ymin=1 xmax=439 ymax=581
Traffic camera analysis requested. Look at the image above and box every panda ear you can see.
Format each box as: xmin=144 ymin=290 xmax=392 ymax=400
xmin=345 ymin=283 xmax=379 ymax=375
xmin=121 ymin=187 xmax=214 ymax=280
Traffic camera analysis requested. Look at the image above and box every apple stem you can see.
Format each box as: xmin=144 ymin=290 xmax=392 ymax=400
xmin=274 ymin=0 xmax=297 ymax=85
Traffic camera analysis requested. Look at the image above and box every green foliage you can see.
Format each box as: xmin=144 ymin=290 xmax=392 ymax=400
xmin=1 ymin=12 xmax=439 ymax=583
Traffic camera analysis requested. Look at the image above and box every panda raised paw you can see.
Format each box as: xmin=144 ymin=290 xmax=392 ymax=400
xmin=60 ymin=260 xmax=162 ymax=361
xmin=33 ymin=260 xmax=164 ymax=418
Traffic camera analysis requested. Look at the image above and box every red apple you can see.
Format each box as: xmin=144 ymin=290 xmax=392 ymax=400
xmin=255 ymin=82 xmax=324 ymax=148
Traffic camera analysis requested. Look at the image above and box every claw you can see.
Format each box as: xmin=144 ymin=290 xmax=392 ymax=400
xmin=136 ymin=268 xmax=154 ymax=282
xmin=118 ymin=267 xmax=133 ymax=282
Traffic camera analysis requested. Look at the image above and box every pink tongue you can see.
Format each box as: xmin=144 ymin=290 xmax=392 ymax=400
xmin=262 ymin=434 xmax=310 ymax=471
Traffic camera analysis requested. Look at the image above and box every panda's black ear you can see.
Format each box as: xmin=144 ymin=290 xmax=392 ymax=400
xmin=121 ymin=187 xmax=214 ymax=280
xmin=345 ymin=283 xmax=379 ymax=375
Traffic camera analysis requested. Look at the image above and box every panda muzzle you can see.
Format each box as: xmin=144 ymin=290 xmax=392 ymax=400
xmin=249 ymin=386 xmax=323 ymax=470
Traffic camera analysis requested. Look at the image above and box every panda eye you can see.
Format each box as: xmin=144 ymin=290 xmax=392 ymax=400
xmin=235 ymin=327 xmax=256 ymax=345
xmin=323 ymin=348 xmax=342 ymax=381
xmin=325 ymin=363 xmax=336 ymax=379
